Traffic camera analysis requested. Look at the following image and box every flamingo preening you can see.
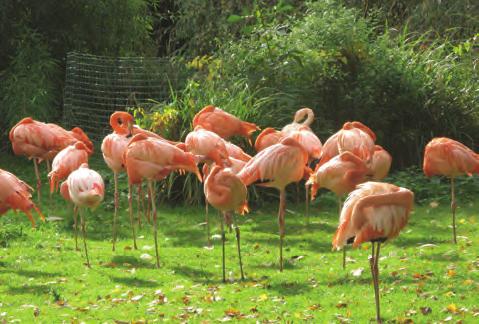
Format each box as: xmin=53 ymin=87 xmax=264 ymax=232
xmin=63 ymin=164 xmax=104 ymax=267
xmin=204 ymin=165 xmax=248 ymax=282
xmin=124 ymin=133 xmax=202 ymax=268
xmin=423 ymin=137 xmax=479 ymax=244
xmin=193 ymin=105 xmax=259 ymax=144
xmin=238 ymin=137 xmax=309 ymax=271
xmin=333 ymin=181 xmax=414 ymax=323
xmin=308 ymin=151 xmax=369 ymax=268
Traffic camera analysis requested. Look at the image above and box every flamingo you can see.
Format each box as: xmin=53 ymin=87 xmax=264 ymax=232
xmin=332 ymin=181 xmax=414 ymax=323
xmin=223 ymin=141 xmax=252 ymax=162
xmin=109 ymin=111 xmax=184 ymax=239
xmin=193 ymin=105 xmax=259 ymax=144
xmin=204 ymin=165 xmax=249 ymax=282
xmin=237 ymin=137 xmax=309 ymax=271
xmin=281 ymin=107 xmax=315 ymax=134
xmin=63 ymin=164 xmax=104 ymax=267
xmin=423 ymin=137 xmax=479 ymax=243
xmin=254 ymin=128 xmax=283 ymax=152
xmin=369 ymin=145 xmax=392 ymax=180
xmin=285 ymin=125 xmax=323 ymax=223
xmin=124 ymin=133 xmax=202 ymax=268
xmin=186 ymin=126 xmax=233 ymax=246
xmin=307 ymin=151 xmax=369 ymax=268
xmin=319 ymin=121 xmax=376 ymax=168
xmin=102 ymin=116 xmax=132 ymax=251
xmin=0 ymin=168 xmax=44 ymax=227
xmin=48 ymin=142 xmax=91 ymax=193
xmin=9 ymin=117 xmax=93 ymax=202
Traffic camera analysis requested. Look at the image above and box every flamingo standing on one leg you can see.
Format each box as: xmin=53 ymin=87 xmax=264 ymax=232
xmin=0 ymin=168 xmax=45 ymax=227
xmin=204 ymin=165 xmax=249 ymax=282
xmin=237 ymin=137 xmax=309 ymax=271
xmin=124 ymin=134 xmax=202 ymax=268
xmin=333 ymin=181 xmax=414 ymax=323
xmin=63 ymin=164 xmax=104 ymax=267
xmin=102 ymin=116 xmax=132 ymax=251
xmin=193 ymin=105 xmax=259 ymax=144
xmin=307 ymin=151 xmax=369 ymax=268
xmin=284 ymin=125 xmax=322 ymax=224
xmin=423 ymin=137 xmax=479 ymax=244
xmin=186 ymin=126 xmax=232 ymax=246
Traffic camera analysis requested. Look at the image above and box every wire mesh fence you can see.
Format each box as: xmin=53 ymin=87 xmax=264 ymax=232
xmin=63 ymin=52 xmax=191 ymax=149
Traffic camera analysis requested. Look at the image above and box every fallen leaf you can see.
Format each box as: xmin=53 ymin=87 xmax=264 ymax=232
xmin=446 ymin=304 xmax=458 ymax=314
xmin=351 ymin=268 xmax=364 ymax=277
xmin=336 ymin=302 xmax=348 ymax=308
xmin=309 ymin=304 xmax=321 ymax=311
xmin=420 ymin=306 xmax=432 ymax=315
xmin=258 ymin=294 xmax=268 ymax=302
xmin=131 ymin=295 xmax=144 ymax=302
xmin=447 ymin=269 xmax=456 ymax=277
xmin=140 ymin=253 xmax=152 ymax=261
xmin=224 ymin=308 xmax=241 ymax=318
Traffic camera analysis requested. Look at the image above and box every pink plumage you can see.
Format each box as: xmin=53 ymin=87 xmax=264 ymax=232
xmin=332 ymin=181 xmax=414 ymax=250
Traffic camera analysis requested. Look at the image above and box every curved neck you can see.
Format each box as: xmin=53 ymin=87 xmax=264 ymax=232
xmin=294 ymin=108 xmax=314 ymax=126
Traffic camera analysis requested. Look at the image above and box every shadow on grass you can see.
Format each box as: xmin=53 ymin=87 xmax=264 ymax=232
xmin=109 ymin=275 xmax=160 ymax=288
xmin=265 ymin=280 xmax=313 ymax=295
xmin=421 ymin=252 xmax=465 ymax=262
xmin=0 ymin=267 xmax=61 ymax=278
xmin=171 ymin=265 xmax=220 ymax=284
xmin=107 ymin=255 xmax=156 ymax=269
xmin=6 ymin=284 xmax=50 ymax=295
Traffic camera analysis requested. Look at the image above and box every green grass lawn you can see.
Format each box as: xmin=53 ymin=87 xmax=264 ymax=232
xmin=1 ymin=156 xmax=479 ymax=323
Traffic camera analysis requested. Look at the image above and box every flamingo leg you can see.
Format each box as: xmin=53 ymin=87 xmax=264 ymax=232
xmin=46 ymin=159 xmax=51 ymax=173
xmin=33 ymin=158 xmax=41 ymax=203
xmin=220 ymin=212 xmax=226 ymax=283
xmin=146 ymin=183 xmax=151 ymax=223
xmin=232 ymin=215 xmax=245 ymax=280
xmin=112 ymin=172 xmax=119 ymax=252
xmin=148 ymin=180 xmax=160 ymax=269
xmin=369 ymin=242 xmax=382 ymax=323
xmin=137 ymin=184 xmax=142 ymax=229
xmin=73 ymin=205 xmax=79 ymax=251
xmin=278 ymin=189 xmax=286 ymax=272
xmin=338 ymin=196 xmax=347 ymax=269
xmin=80 ymin=208 xmax=90 ymax=268
xmin=451 ymin=177 xmax=457 ymax=244
xmin=128 ymin=183 xmax=138 ymax=250
xmin=305 ymin=183 xmax=310 ymax=225
xmin=205 ymin=196 xmax=211 ymax=247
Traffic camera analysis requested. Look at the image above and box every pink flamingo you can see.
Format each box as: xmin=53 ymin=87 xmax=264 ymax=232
xmin=319 ymin=121 xmax=376 ymax=168
xmin=124 ymin=134 xmax=202 ymax=268
xmin=9 ymin=117 xmax=93 ymax=202
xmin=285 ymin=125 xmax=322 ymax=222
xmin=281 ymin=108 xmax=315 ymax=134
xmin=204 ymin=165 xmax=248 ymax=281
xmin=423 ymin=137 xmax=479 ymax=243
xmin=255 ymin=128 xmax=283 ymax=152
xmin=369 ymin=145 xmax=392 ymax=180
xmin=0 ymin=168 xmax=44 ymax=227
xmin=63 ymin=164 xmax=104 ymax=267
xmin=102 ymin=115 xmax=132 ymax=251
xmin=333 ymin=182 xmax=414 ymax=323
xmin=237 ymin=137 xmax=309 ymax=271
xmin=307 ymin=151 xmax=369 ymax=268
xmin=193 ymin=105 xmax=259 ymax=144
xmin=48 ymin=142 xmax=91 ymax=193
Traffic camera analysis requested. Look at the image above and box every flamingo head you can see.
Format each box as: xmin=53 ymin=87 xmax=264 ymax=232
xmin=110 ymin=111 xmax=135 ymax=135
xmin=71 ymin=127 xmax=94 ymax=154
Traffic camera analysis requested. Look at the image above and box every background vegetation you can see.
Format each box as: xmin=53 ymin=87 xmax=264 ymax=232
xmin=1 ymin=0 xmax=478 ymax=167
